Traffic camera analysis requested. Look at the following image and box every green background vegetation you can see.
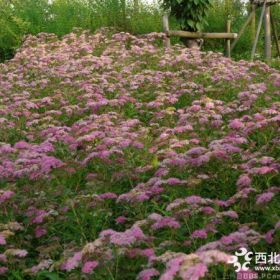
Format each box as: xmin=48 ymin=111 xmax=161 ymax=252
xmin=0 ymin=0 xmax=280 ymax=64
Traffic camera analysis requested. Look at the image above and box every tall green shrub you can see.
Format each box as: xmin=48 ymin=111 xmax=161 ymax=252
xmin=0 ymin=1 xmax=30 ymax=60
xmin=161 ymin=0 xmax=212 ymax=32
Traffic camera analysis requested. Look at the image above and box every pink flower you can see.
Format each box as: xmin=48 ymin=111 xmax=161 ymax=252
xmin=191 ymin=229 xmax=208 ymax=239
xmin=5 ymin=249 xmax=28 ymax=257
xmin=31 ymin=210 xmax=48 ymax=224
xmin=141 ymin=248 xmax=155 ymax=259
xmin=137 ymin=268 xmax=159 ymax=280
xmin=115 ymin=216 xmax=127 ymax=224
xmin=35 ymin=227 xmax=47 ymax=238
xmin=236 ymin=174 xmax=251 ymax=189
xmin=31 ymin=259 xmax=53 ymax=273
xmin=0 ymin=191 xmax=15 ymax=203
xmin=0 ymin=254 xmax=7 ymax=262
xmin=99 ymin=192 xmax=118 ymax=200
xmin=253 ymin=166 xmax=275 ymax=175
xmin=185 ymin=195 xmax=204 ymax=204
xmin=0 ymin=236 xmax=6 ymax=245
xmin=198 ymin=249 xmax=233 ymax=264
xmin=201 ymin=207 xmax=215 ymax=215
xmin=14 ymin=141 xmax=30 ymax=149
xmin=222 ymin=210 xmax=238 ymax=219
xmin=137 ymin=193 xmax=149 ymax=202
xmin=16 ymin=250 xmax=28 ymax=257
xmin=161 ymin=256 xmax=184 ymax=280
xmin=166 ymin=178 xmax=183 ymax=186
xmin=152 ymin=217 xmax=180 ymax=230
xmin=273 ymin=79 xmax=280 ymax=87
xmin=40 ymin=156 xmax=64 ymax=173
xmin=186 ymin=147 xmax=207 ymax=156
xmin=265 ymin=229 xmax=275 ymax=244
xmin=256 ymin=192 xmax=274 ymax=205
xmin=0 ymin=267 xmax=8 ymax=275
xmin=82 ymin=260 xmax=98 ymax=274
xmin=229 ymin=119 xmax=244 ymax=130
xmin=61 ymin=252 xmax=82 ymax=271
xmin=220 ymin=235 xmax=234 ymax=245
xmin=102 ymin=226 xmax=146 ymax=246
xmin=181 ymin=263 xmax=208 ymax=280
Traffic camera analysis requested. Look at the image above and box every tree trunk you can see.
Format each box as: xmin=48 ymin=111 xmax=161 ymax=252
xmin=180 ymin=37 xmax=203 ymax=49
xmin=120 ymin=0 xmax=126 ymax=28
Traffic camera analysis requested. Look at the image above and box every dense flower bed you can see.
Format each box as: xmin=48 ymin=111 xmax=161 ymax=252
xmin=0 ymin=29 xmax=279 ymax=279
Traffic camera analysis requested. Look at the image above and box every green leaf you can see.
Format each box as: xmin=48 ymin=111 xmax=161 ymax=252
xmin=37 ymin=271 xmax=61 ymax=280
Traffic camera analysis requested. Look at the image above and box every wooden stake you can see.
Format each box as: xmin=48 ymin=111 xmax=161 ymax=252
xmin=264 ymin=5 xmax=272 ymax=62
xmin=270 ymin=11 xmax=280 ymax=57
xmin=226 ymin=19 xmax=231 ymax=58
xmin=162 ymin=14 xmax=171 ymax=48
xmin=231 ymin=11 xmax=255 ymax=52
xmin=251 ymin=1 xmax=267 ymax=61
xmin=251 ymin=4 xmax=256 ymax=45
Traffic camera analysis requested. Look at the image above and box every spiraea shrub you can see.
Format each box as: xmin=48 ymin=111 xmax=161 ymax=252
xmin=0 ymin=29 xmax=279 ymax=279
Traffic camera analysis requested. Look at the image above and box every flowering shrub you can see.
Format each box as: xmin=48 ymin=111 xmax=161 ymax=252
xmin=0 ymin=29 xmax=279 ymax=279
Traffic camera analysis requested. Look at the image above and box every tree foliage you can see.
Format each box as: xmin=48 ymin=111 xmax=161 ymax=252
xmin=0 ymin=0 xmax=162 ymax=62
xmin=162 ymin=0 xmax=212 ymax=31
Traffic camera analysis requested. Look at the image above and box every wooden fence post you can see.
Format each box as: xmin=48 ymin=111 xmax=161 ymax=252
xmin=163 ymin=14 xmax=171 ymax=48
xmin=226 ymin=19 xmax=231 ymax=57
xmin=271 ymin=10 xmax=280 ymax=57
xmin=264 ymin=4 xmax=272 ymax=62
xmin=251 ymin=3 xmax=256 ymax=45
xmin=251 ymin=0 xmax=267 ymax=61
